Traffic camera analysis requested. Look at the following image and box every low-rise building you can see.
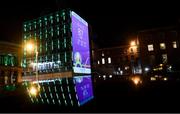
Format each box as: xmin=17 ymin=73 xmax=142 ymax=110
xmin=138 ymin=26 xmax=180 ymax=76
xmin=0 ymin=41 xmax=22 ymax=85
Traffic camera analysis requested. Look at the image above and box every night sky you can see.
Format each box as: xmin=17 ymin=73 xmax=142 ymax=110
xmin=0 ymin=0 xmax=180 ymax=47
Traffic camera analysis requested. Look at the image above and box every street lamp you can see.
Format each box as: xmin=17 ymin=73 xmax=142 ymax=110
xmin=26 ymin=42 xmax=39 ymax=85
xmin=130 ymin=41 xmax=136 ymax=46
xmin=129 ymin=41 xmax=137 ymax=75
xmin=26 ymin=42 xmax=40 ymax=96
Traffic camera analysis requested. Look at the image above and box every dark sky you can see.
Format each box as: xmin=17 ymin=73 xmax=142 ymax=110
xmin=0 ymin=0 xmax=180 ymax=47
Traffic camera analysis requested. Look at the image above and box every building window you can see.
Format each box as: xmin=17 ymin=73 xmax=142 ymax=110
xmin=148 ymin=44 xmax=154 ymax=51
xmin=102 ymin=53 xmax=104 ymax=56
xmin=50 ymin=16 xmax=53 ymax=24
xmin=160 ymin=43 xmax=166 ymax=50
xmin=56 ymin=14 xmax=59 ymax=22
xmin=102 ymin=58 xmax=105 ymax=64
xmin=108 ymin=57 xmax=111 ymax=64
xmin=97 ymin=60 xmax=100 ymax=64
xmin=172 ymin=41 xmax=177 ymax=48
xmin=162 ymin=54 xmax=168 ymax=64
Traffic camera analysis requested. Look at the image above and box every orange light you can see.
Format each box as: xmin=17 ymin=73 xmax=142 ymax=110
xmin=130 ymin=41 xmax=136 ymax=46
xmin=131 ymin=76 xmax=142 ymax=85
xmin=28 ymin=84 xmax=40 ymax=96
xmin=26 ymin=43 xmax=34 ymax=52
xmin=29 ymin=86 xmax=37 ymax=96
xmin=159 ymin=64 xmax=163 ymax=67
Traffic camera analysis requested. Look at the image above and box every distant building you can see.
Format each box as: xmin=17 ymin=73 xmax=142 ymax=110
xmin=138 ymin=26 xmax=180 ymax=76
xmin=0 ymin=41 xmax=22 ymax=85
xmin=92 ymin=25 xmax=180 ymax=77
xmin=92 ymin=44 xmax=141 ymax=78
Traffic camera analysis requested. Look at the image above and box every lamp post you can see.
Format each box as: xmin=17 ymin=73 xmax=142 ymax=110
xmin=26 ymin=42 xmax=39 ymax=83
xmin=130 ymin=41 xmax=137 ymax=75
xmin=26 ymin=42 xmax=40 ymax=96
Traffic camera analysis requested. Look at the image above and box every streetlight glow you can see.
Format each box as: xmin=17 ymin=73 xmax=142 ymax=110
xmin=26 ymin=43 xmax=34 ymax=52
xmin=29 ymin=86 xmax=38 ymax=96
xmin=131 ymin=76 xmax=142 ymax=85
xmin=26 ymin=41 xmax=39 ymax=87
xmin=130 ymin=41 xmax=136 ymax=46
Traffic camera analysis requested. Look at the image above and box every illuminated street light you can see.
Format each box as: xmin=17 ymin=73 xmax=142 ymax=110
xmin=26 ymin=43 xmax=34 ymax=52
xmin=131 ymin=76 xmax=142 ymax=85
xmin=129 ymin=40 xmax=137 ymax=75
xmin=26 ymin=42 xmax=39 ymax=86
xmin=29 ymin=86 xmax=38 ymax=96
xmin=145 ymin=67 xmax=150 ymax=72
xmin=28 ymin=83 xmax=40 ymax=96
xmin=163 ymin=77 xmax=168 ymax=81
xmin=130 ymin=41 xmax=136 ymax=46
xmin=26 ymin=42 xmax=40 ymax=96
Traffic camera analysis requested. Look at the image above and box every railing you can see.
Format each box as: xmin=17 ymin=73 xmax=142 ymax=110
xmin=22 ymin=71 xmax=73 ymax=82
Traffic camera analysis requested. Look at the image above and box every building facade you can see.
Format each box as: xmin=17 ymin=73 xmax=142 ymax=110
xmin=138 ymin=26 xmax=180 ymax=76
xmin=0 ymin=41 xmax=22 ymax=85
xmin=22 ymin=9 xmax=91 ymax=81
xmin=92 ymin=44 xmax=141 ymax=78
xmin=22 ymin=9 xmax=94 ymax=106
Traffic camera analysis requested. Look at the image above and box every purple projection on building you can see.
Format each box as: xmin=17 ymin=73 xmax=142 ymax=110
xmin=74 ymin=75 xmax=94 ymax=105
xmin=71 ymin=11 xmax=91 ymax=74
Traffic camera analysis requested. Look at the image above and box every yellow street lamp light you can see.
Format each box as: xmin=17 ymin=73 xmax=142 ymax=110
xmin=26 ymin=42 xmax=39 ymax=86
xmin=26 ymin=43 xmax=34 ymax=52
xmin=28 ymin=82 xmax=40 ymax=96
xmin=130 ymin=41 xmax=136 ymax=46
xmin=29 ymin=86 xmax=38 ymax=96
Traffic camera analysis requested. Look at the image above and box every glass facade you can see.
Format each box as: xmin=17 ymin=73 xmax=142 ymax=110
xmin=23 ymin=9 xmax=72 ymax=76
xmin=23 ymin=9 xmax=91 ymax=77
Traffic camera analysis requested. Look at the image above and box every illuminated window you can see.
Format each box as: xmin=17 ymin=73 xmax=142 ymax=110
xmin=108 ymin=57 xmax=111 ymax=64
xmin=97 ymin=60 xmax=100 ymax=64
xmin=56 ymin=14 xmax=59 ymax=22
xmin=160 ymin=43 xmax=166 ymax=50
xmin=63 ymin=25 xmax=66 ymax=34
xmin=51 ymin=41 xmax=53 ymax=50
xmin=51 ymin=27 xmax=53 ymax=37
xmin=34 ymin=22 xmax=36 ymax=29
xmin=39 ymin=19 xmax=42 ymax=27
xmin=162 ymin=54 xmax=167 ymax=63
xmin=44 ymin=17 xmax=47 ymax=25
xmin=29 ymin=23 xmax=31 ymax=30
xmin=58 ymin=40 xmax=60 ymax=49
xmin=40 ymin=44 xmax=42 ymax=53
xmin=102 ymin=58 xmax=105 ymax=64
xmin=148 ymin=44 xmax=154 ymax=51
xmin=45 ymin=42 xmax=47 ymax=51
xmin=62 ymin=12 xmax=65 ymax=20
xmin=102 ymin=53 xmax=104 ymax=56
xmin=57 ymin=26 xmax=59 ymax=35
xmin=50 ymin=16 xmax=53 ymax=24
xmin=172 ymin=41 xmax=177 ymax=48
